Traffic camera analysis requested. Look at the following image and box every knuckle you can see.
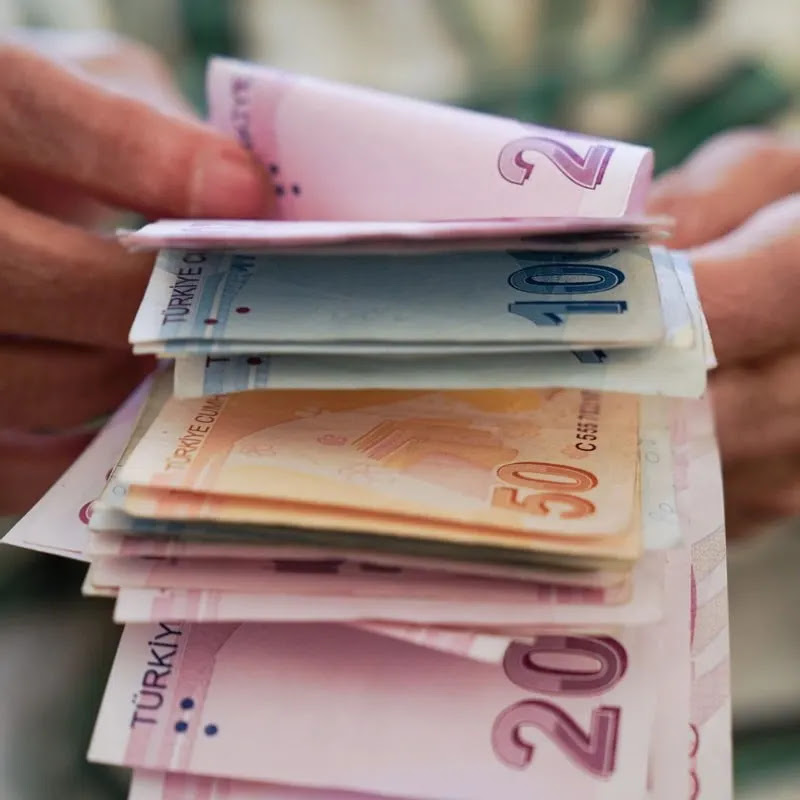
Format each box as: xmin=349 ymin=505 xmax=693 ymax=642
xmin=0 ymin=43 xmax=36 ymax=75
xmin=115 ymin=37 xmax=164 ymax=63
xmin=99 ymin=38 xmax=174 ymax=86
xmin=699 ymin=127 xmax=779 ymax=163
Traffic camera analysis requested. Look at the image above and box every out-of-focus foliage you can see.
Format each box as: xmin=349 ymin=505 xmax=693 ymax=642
xmin=5 ymin=0 xmax=797 ymax=172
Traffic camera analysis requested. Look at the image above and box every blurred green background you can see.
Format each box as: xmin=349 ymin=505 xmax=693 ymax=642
xmin=1 ymin=1 xmax=800 ymax=798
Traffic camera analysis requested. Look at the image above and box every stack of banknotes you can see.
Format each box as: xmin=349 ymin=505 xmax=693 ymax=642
xmin=4 ymin=58 xmax=732 ymax=799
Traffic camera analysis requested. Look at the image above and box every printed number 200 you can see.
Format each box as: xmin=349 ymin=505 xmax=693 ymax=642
xmin=492 ymin=636 xmax=627 ymax=778
xmin=498 ymin=136 xmax=614 ymax=189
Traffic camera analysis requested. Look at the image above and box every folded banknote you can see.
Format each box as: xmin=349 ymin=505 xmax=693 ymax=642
xmin=206 ymin=57 xmax=653 ymax=222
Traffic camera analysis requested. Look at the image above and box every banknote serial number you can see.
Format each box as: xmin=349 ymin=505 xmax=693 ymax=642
xmin=575 ymin=390 xmax=601 ymax=453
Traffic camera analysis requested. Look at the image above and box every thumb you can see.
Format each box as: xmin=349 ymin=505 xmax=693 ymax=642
xmin=0 ymin=45 xmax=272 ymax=219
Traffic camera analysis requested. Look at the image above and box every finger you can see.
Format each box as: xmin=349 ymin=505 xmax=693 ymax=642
xmin=0 ymin=339 xmax=153 ymax=429
xmin=648 ymin=129 xmax=800 ymax=248
xmin=0 ymin=45 xmax=271 ymax=219
xmin=0 ymin=195 xmax=154 ymax=346
xmin=0 ymin=429 xmax=94 ymax=515
xmin=691 ymin=193 xmax=800 ymax=365
xmin=723 ymin=453 xmax=800 ymax=537
xmin=711 ymin=349 xmax=800 ymax=464
xmin=0 ymin=163 xmax=116 ymax=227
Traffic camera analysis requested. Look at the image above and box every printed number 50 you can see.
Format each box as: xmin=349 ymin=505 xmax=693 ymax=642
xmin=492 ymin=461 xmax=598 ymax=520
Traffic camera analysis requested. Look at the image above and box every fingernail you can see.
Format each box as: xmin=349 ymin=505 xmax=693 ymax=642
xmin=191 ymin=146 xmax=272 ymax=218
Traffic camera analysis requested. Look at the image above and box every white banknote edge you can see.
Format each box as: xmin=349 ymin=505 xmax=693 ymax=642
xmin=0 ymin=378 xmax=153 ymax=561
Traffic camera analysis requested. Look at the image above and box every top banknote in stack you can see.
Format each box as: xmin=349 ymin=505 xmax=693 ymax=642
xmin=5 ymin=57 xmax=731 ymax=800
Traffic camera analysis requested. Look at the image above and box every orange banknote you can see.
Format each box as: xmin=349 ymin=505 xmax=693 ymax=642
xmin=120 ymin=388 xmax=640 ymax=559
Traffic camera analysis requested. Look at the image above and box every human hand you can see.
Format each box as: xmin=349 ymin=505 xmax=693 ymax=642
xmin=649 ymin=130 xmax=800 ymax=535
xmin=0 ymin=44 xmax=270 ymax=514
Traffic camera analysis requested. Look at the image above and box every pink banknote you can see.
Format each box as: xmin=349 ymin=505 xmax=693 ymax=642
xmin=645 ymin=396 xmax=731 ymax=800
xmin=86 ymin=530 xmax=628 ymax=589
xmin=647 ymin=545 xmax=691 ymax=798
xmin=352 ymin=622 xmax=515 ymax=664
xmin=99 ymin=552 xmax=659 ymax=627
xmin=204 ymin=57 xmax=653 ymax=222
xmin=672 ymin=398 xmax=732 ymax=799
xmin=120 ymin=215 xmax=670 ymax=251
xmin=91 ymin=622 xmax=657 ymax=800
xmin=129 ymin=770 xmax=411 ymax=800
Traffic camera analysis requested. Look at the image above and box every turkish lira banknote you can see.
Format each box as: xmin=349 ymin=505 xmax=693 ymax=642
xmin=130 ymin=244 xmax=665 ymax=357
xmin=206 ymin=57 xmax=653 ymax=222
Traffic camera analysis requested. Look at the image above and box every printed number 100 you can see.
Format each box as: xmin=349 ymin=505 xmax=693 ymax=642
xmin=506 ymin=247 xmax=626 ymax=327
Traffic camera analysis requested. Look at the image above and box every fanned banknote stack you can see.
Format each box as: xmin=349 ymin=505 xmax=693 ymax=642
xmin=4 ymin=58 xmax=732 ymax=800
